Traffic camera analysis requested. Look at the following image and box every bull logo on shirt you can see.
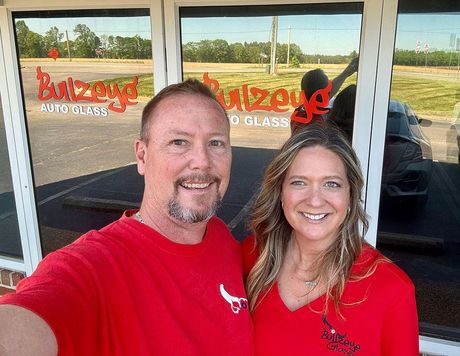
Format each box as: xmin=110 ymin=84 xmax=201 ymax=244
xmin=219 ymin=284 xmax=248 ymax=314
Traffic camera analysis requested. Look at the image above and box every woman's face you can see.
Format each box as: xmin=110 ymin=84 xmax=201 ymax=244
xmin=281 ymin=146 xmax=350 ymax=250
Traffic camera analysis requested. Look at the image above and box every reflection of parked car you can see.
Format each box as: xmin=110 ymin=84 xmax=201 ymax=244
xmin=381 ymin=100 xmax=433 ymax=205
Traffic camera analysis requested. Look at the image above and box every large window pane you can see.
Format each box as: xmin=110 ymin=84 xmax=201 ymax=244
xmin=180 ymin=4 xmax=362 ymax=150
xmin=13 ymin=9 xmax=153 ymax=256
xmin=377 ymin=0 xmax=460 ymax=342
xmin=0 ymin=96 xmax=22 ymax=259
xmin=180 ymin=3 xmax=363 ymax=239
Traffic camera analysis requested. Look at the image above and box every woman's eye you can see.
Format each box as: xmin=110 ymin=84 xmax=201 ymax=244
xmin=325 ymin=181 xmax=340 ymax=188
xmin=291 ymin=180 xmax=305 ymax=186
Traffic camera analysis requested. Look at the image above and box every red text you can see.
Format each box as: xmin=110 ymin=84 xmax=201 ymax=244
xmin=202 ymin=72 xmax=331 ymax=120
xmin=36 ymin=66 xmax=138 ymax=113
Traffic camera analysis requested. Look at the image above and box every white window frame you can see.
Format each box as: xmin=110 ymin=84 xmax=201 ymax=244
xmin=0 ymin=0 xmax=459 ymax=353
xmin=0 ymin=0 xmax=168 ymax=275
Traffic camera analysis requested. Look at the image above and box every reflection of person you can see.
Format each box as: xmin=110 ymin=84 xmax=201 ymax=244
xmin=328 ymin=84 xmax=357 ymax=142
xmin=0 ymin=80 xmax=253 ymax=355
xmin=291 ymin=58 xmax=359 ymax=134
xmin=242 ymin=124 xmax=419 ymax=355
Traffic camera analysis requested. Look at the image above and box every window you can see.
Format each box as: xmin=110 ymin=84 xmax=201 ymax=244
xmin=0 ymin=95 xmax=22 ymax=259
xmin=179 ymin=3 xmax=363 ymax=238
xmin=377 ymin=0 xmax=460 ymax=342
xmin=13 ymin=9 xmax=153 ymax=255
xmin=180 ymin=3 xmax=363 ymax=149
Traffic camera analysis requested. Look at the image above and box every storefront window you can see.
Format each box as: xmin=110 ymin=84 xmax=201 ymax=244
xmin=0 ymin=96 xmax=22 ymax=259
xmin=377 ymin=0 xmax=460 ymax=342
xmin=180 ymin=4 xmax=362 ymax=150
xmin=180 ymin=3 xmax=363 ymax=238
xmin=13 ymin=9 xmax=152 ymax=255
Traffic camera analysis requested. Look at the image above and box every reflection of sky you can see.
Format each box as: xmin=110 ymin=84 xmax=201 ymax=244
xmin=21 ymin=12 xmax=460 ymax=55
xmin=396 ymin=14 xmax=460 ymax=51
xmin=20 ymin=17 xmax=151 ymax=41
xmin=182 ymin=15 xmax=362 ymax=55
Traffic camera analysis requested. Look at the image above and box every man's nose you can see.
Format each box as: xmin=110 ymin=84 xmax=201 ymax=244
xmin=189 ymin=144 xmax=211 ymax=170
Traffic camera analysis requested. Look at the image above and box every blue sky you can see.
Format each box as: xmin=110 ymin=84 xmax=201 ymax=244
xmin=20 ymin=12 xmax=460 ymax=56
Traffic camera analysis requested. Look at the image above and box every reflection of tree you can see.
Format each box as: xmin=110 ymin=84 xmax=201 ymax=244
xmin=73 ymin=24 xmax=101 ymax=58
xmin=44 ymin=26 xmax=64 ymax=53
xmin=394 ymin=49 xmax=459 ymax=67
xmin=15 ymin=20 xmax=45 ymax=57
xmin=181 ymin=39 xmax=359 ymax=64
xmin=14 ymin=20 xmax=151 ymax=60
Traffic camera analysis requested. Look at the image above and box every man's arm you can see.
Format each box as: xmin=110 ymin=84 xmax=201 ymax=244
xmin=0 ymin=304 xmax=57 ymax=356
xmin=331 ymin=57 xmax=359 ymax=97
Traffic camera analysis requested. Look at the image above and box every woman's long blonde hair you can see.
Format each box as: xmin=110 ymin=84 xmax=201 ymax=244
xmin=246 ymin=123 xmax=369 ymax=313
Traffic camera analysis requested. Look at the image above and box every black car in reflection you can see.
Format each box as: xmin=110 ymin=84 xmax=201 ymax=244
xmin=381 ymin=100 xmax=433 ymax=205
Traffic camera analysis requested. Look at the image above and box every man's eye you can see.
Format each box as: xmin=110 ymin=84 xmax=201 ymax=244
xmin=210 ymin=140 xmax=223 ymax=147
xmin=172 ymin=139 xmax=187 ymax=146
xmin=325 ymin=181 xmax=340 ymax=188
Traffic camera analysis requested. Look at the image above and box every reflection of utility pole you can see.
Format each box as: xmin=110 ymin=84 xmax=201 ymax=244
xmin=287 ymin=26 xmax=291 ymax=67
xmin=65 ymin=30 xmax=72 ymax=62
xmin=270 ymin=16 xmax=278 ymax=75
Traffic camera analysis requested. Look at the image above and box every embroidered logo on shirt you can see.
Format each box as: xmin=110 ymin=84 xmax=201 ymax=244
xmin=321 ymin=315 xmax=361 ymax=355
xmin=219 ymin=284 xmax=248 ymax=314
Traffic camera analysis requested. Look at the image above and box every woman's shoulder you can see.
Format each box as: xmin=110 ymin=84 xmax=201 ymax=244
xmin=356 ymin=243 xmax=414 ymax=291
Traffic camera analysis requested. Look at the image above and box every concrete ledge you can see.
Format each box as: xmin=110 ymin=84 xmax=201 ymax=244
xmin=377 ymin=231 xmax=444 ymax=254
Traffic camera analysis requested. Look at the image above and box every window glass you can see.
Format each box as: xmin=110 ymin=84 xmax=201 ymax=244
xmin=0 ymin=95 xmax=22 ymax=258
xmin=180 ymin=4 xmax=362 ymax=149
xmin=180 ymin=3 xmax=363 ymax=238
xmin=377 ymin=0 xmax=460 ymax=342
xmin=13 ymin=9 xmax=152 ymax=256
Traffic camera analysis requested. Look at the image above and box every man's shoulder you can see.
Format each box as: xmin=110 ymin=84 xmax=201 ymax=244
xmin=208 ymin=216 xmax=232 ymax=236
xmin=206 ymin=216 xmax=240 ymax=249
xmin=39 ymin=217 xmax=133 ymax=268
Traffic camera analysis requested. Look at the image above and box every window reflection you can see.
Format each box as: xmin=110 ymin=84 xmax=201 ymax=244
xmin=13 ymin=9 xmax=152 ymax=255
xmin=0 ymin=97 xmax=22 ymax=258
xmin=180 ymin=3 xmax=363 ymax=150
xmin=377 ymin=0 xmax=460 ymax=342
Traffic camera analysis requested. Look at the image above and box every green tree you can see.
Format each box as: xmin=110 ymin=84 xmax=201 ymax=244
xmin=290 ymin=56 xmax=300 ymax=68
xmin=43 ymin=26 xmax=64 ymax=54
xmin=183 ymin=42 xmax=198 ymax=62
xmin=15 ymin=20 xmax=45 ymax=58
xmin=73 ymin=24 xmax=100 ymax=58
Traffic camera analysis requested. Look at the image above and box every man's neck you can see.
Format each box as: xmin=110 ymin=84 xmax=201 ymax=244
xmin=137 ymin=205 xmax=207 ymax=245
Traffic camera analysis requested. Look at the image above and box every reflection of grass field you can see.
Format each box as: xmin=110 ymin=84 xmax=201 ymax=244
xmin=101 ymin=64 xmax=460 ymax=121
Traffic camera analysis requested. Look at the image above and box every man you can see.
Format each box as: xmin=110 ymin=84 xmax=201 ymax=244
xmin=0 ymin=79 xmax=253 ymax=355
xmin=290 ymin=57 xmax=359 ymax=134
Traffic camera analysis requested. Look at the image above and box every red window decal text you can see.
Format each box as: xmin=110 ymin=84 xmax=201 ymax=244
xmin=36 ymin=66 xmax=138 ymax=113
xmin=202 ymin=72 xmax=331 ymax=118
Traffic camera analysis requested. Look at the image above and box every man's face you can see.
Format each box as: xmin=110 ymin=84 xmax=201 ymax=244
xmin=135 ymin=93 xmax=231 ymax=225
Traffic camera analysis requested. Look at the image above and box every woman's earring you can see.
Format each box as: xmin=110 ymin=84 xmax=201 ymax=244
xmin=281 ymin=201 xmax=284 ymax=209
xmin=347 ymin=207 xmax=351 ymax=214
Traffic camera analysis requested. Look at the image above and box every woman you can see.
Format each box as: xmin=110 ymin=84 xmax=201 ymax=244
xmin=242 ymin=124 xmax=419 ymax=355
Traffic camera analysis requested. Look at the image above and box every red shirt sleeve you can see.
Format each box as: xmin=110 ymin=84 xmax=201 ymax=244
xmin=381 ymin=278 xmax=419 ymax=355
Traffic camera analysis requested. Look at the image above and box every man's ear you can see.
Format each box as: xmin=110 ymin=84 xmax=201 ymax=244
xmin=134 ymin=139 xmax=146 ymax=176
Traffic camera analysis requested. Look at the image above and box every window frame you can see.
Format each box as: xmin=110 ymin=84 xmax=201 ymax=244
xmin=0 ymin=0 xmax=459 ymax=352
